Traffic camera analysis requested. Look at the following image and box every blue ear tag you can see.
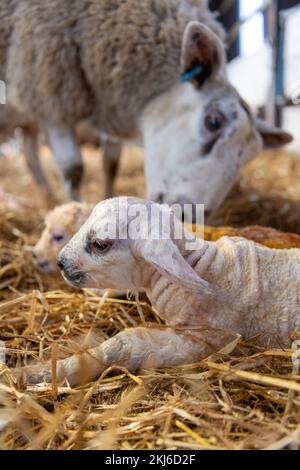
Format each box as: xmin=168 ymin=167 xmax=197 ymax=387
xmin=180 ymin=65 xmax=204 ymax=83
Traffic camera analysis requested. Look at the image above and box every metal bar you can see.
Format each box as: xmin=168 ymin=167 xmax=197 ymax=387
xmin=218 ymin=0 xmax=236 ymax=16
xmin=274 ymin=11 xmax=286 ymax=126
xmin=266 ymin=0 xmax=278 ymax=125
xmin=228 ymin=0 xmax=274 ymax=44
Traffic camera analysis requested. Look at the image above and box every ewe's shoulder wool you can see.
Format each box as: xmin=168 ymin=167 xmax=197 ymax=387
xmin=2 ymin=0 xmax=223 ymax=137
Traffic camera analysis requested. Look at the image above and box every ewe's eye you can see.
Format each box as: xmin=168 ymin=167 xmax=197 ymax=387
xmin=52 ymin=234 xmax=65 ymax=243
xmin=204 ymin=110 xmax=226 ymax=132
xmin=92 ymin=240 xmax=113 ymax=255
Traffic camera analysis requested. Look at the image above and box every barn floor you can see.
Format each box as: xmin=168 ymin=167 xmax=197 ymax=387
xmin=0 ymin=145 xmax=300 ymax=450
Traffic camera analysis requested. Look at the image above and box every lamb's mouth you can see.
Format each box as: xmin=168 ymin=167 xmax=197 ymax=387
xmin=37 ymin=261 xmax=55 ymax=273
xmin=61 ymin=270 xmax=87 ymax=288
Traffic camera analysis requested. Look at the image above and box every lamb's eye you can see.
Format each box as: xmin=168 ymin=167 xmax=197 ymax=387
xmin=92 ymin=240 xmax=113 ymax=254
xmin=52 ymin=234 xmax=65 ymax=243
xmin=205 ymin=110 xmax=225 ymax=132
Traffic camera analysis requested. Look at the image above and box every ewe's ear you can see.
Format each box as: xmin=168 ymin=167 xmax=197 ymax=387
xmin=255 ymin=118 xmax=293 ymax=149
xmin=135 ymin=239 xmax=212 ymax=295
xmin=180 ymin=22 xmax=226 ymax=88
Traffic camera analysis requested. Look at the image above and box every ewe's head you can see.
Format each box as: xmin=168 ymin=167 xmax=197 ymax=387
xmin=58 ymin=197 xmax=210 ymax=294
xmin=143 ymin=22 xmax=292 ymax=221
xmin=33 ymin=202 xmax=91 ymax=273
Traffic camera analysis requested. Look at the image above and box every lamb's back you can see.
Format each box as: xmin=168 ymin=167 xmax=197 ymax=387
xmin=214 ymin=237 xmax=300 ymax=345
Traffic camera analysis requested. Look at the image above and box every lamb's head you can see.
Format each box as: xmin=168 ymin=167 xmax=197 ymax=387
xmin=33 ymin=202 xmax=91 ymax=273
xmin=58 ymin=197 xmax=210 ymax=294
xmin=142 ymin=22 xmax=293 ymax=221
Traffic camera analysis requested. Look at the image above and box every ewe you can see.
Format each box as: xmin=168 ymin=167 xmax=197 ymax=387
xmin=1 ymin=0 xmax=291 ymax=213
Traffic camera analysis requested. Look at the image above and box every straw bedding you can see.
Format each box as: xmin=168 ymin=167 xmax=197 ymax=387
xmin=0 ymin=146 xmax=300 ymax=450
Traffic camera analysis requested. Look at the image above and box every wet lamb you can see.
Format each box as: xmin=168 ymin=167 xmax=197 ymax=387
xmin=17 ymin=197 xmax=300 ymax=386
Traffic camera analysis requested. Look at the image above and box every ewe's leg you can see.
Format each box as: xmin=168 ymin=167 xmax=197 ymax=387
xmin=102 ymin=137 xmax=122 ymax=198
xmin=46 ymin=125 xmax=83 ymax=201
xmin=15 ymin=327 xmax=234 ymax=387
xmin=23 ymin=129 xmax=53 ymax=197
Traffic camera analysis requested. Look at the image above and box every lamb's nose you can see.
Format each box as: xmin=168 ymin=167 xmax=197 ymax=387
xmin=57 ymin=256 xmax=66 ymax=270
xmin=38 ymin=260 xmax=51 ymax=271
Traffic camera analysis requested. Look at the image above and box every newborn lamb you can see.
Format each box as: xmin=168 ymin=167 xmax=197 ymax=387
xmin=33 ymin=202 xmax=92 ymax=273
xmin=34 ymin=202 xmax=300 ymax=274
xmin=19 ymin=197 xmax=300 ymax=386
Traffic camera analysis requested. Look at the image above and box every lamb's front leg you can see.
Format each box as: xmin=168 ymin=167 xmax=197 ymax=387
xmin=13 ymin=327 xmax=235 ymax=387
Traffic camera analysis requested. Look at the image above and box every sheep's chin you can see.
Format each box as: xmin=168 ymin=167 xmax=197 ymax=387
xmin=60 ymin=271 xmax=86 ymax=289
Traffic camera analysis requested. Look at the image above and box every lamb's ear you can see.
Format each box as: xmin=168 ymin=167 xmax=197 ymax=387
xmin=255 ymin=118 xmax=293 ymax=149
xmin=135 ymin=239 xmax=212 ymax=295
xmin=180 ymin=22 xmax=226 ymax=88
